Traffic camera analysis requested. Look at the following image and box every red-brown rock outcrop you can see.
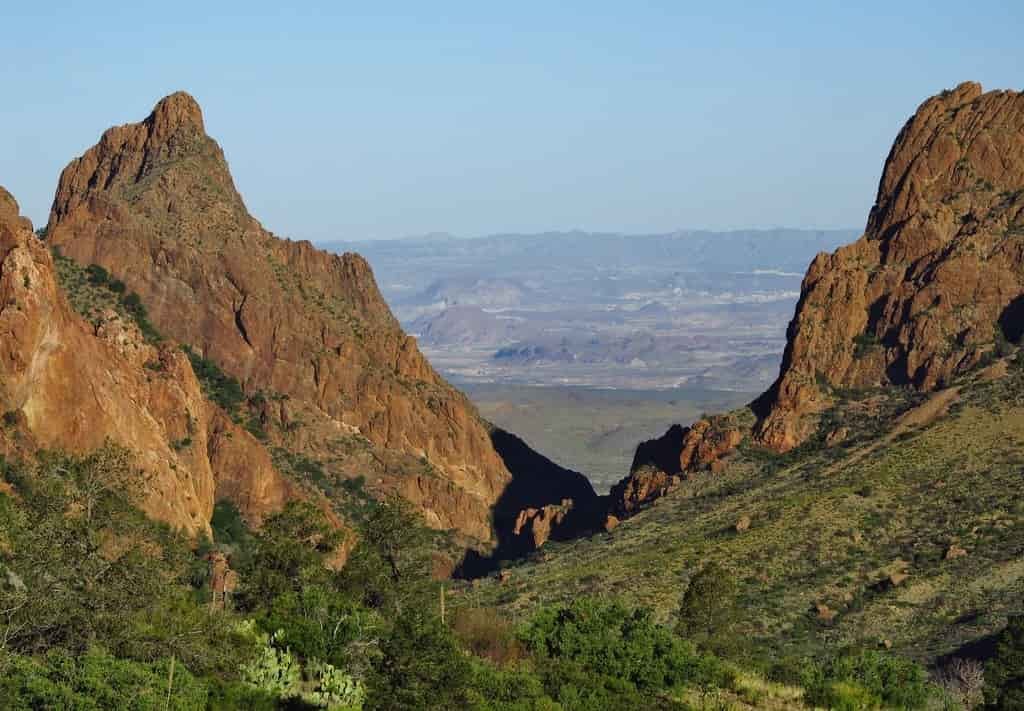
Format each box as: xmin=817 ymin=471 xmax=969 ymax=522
xmin=609 ymin=416 xmax=743 ymax=516
xmin=45 ymin=92 xmax=593 ymax=543
xmin=0 ymin=186 xmax=294 ymax=537
xmin=756 ymin=82 xmax=1024 ymax=450
xmin=512 ymin=499 xmax=575 ymax=551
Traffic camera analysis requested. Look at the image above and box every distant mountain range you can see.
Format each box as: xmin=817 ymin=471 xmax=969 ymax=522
xmin=322 ymin=228 xmax=858 ymax=392
xmin=323 ymin=228 xmax=859 ymax=292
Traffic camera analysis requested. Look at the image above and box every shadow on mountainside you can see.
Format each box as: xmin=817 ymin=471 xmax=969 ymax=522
xmin=454 ymin=427 xmax=608 ymax=578
xmin=999 ymin=294 xmax=1024 ymax=344
xmin=628 ymin=423 xmax=685 ymax=475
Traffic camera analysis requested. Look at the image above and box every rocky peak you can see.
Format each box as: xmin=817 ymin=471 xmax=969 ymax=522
xmin=0 ymin=186 xmax=33 ymax=235
xmin=50 ymin=91 xmax=242 ymax=230
xmin=755 ymin=82 xmax=1024 ymax=450
xmin=147 ymin=90 xmax=205 ymax=137
xmin=604 ymin=82 xmax=1024 ymax=522
xmin=0 ymin=186 xmax=19 ymax=224
xmin=45 ymin=93 xmax=592 ymax=545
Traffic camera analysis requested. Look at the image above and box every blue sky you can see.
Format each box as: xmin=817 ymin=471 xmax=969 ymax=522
xmin=3 ymin=1 xmax=1022 ymax=241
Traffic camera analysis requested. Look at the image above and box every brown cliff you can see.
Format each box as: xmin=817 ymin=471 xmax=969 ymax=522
xmin=610 ymin=416 xmax=743 ymax=515
xmin=45 ymin=92 xmax=594 ymax=543
xmin=609 ymin=82 xmax=1024 ymax=518
xmin=0 ymin=186 xmax=293 ymax=537
xmin=755 ymin=82 xmax=1024 ymax=450
xmin=512 ymin=499 xmax=575 ymax=551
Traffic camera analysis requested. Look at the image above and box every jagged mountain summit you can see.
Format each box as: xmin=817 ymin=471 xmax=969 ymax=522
xmin=604 ymin=81 xmax=1024 ymax=514
xmin=757 ymin=82 xmax=1024 ymax=451
xmin=33 ymin=92 xmax=593 ymax=544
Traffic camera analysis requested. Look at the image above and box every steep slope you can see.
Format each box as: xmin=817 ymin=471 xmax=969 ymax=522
xmin=489 ymin=81 xmax=1024 ymax=664
xmin=474 ymin=357 xmax=1024 ymax=664
xmin=45 ymin=92 xmax=594 ymax=543
xmin=602 ymin=82 xmax=1024 ymax=517
xmin=0 ymin=186 xmax=293 ymax=537
xmin=757 ymin=82 xmax=1024 ymax=451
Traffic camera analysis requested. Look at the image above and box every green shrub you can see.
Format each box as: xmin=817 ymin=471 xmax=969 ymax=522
xmin=211 ymin=499 xmax=251 ymax=548
xmin=803 ymin=649 xmax=930 ymax=709
xmin=985 ymin=615 xmax=1024 ymax=709
xmin=370 ymin=608 xmax=472 ymax=711
xmin=171 ymin=436 xmax=192 ymax=451
xmin=522 ymin=596 xmax=733 ymax=697
xmin=0 ymin=648 xmax=209 ymax=711
xmin=818 ymin=680 xmax=881 ymax=711
xmin=339 ymin=496 xmax=432 ymax=615
xmin=465 ymin=660 xmax=560 ymax=710
xmin=85 ymin=263 xmax=109 ymax=286
xmin=342 ymin=475 xmax=367 ymax=496
xmin=182 ymin=345 xmax=246 ymax=414
xmin=119 ymin=291 xmax=161 ymax=342
xmin=676 ymin=562 xmax=740 ymax=654
xmin=260 ymin=586 xmax=367 ymax=668
xmin=239 ymin=501 xmax=345 ymax=613
xmin=121 ymin=291 xmax=143 ymax=315
xmin=244 ymin=416 xmax=269 ymax=442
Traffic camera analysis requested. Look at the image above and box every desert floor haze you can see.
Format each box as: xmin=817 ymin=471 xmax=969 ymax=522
xmin=4 ymin=4 xmax=1024 ymax=709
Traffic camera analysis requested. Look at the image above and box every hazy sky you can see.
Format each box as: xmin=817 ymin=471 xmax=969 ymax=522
xmin=3 ymin=1 xmax=1022 ymax=241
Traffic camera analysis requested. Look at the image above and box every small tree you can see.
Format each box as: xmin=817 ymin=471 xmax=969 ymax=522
xmin=370 ymin=608 xmax=470 ymax=711
xmin=986 ymin=615 xmax=1024 ymax=709
xmin=339 ymin=496 xmax=431 ymax=615
xmin=675 ymin=562 xmax=739 ymax=653
xmin=240 ymin=501 xmax=342 ymax=610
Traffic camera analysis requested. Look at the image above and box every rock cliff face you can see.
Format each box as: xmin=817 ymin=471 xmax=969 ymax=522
xmin=607 ymin=82 xmax=1024 ymax=518
xmin=610 ymin=417 xmax=742 ymax=515
xmin=512 ymin=499 xmax=575 ymax=551
xmin=0 ymin=186 xmax=293 ymax=537
xmin=45 ymin=92 xmax=593 ymax=543
xmin=756 ymin=82 xmax=1024 ymax=451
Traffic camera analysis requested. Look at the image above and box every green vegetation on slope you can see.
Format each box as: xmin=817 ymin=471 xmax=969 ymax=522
xmin=180 ymin=344 xmax=246 ymax=414
xmin=0 ymin=444 xmax=959 ymax=709
xmin=51 ymin=249 xmax=162 ymax=343
xmin=466 ymin=353 xmax=1024 ymax=688
xmin=0 ymin=449 xmax=713 ymax=708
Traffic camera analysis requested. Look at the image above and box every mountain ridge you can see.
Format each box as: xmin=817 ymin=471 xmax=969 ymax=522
xmin=602 ymin=81 xmax=1024 ymax=519
xmin=38 ymin=91 xmax=594 ymax=545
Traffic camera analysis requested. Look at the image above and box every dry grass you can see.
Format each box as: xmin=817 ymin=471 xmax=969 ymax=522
xmin=676 ymin=669 xmax=808 ymax=710
xmin=461 ymin=355 xmax=1024 ymax=666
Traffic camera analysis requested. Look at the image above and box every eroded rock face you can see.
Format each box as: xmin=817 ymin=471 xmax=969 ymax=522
xmin=609 ymin=466 xmax=673 ymax=517
xmin=0 ymin=187 xmax=293 ymax=536
xmin=609 ymin=417 xmax=743 ymax=516
xmin=679 ymin=419 xmax=743 ymax=471
xmin=756 ymin=82 xmax=1024 ymax=450
xmin=512 ymin=499 xmax=574 ymax=551
xmin=45 ymin=92 xmax=588 ymax=542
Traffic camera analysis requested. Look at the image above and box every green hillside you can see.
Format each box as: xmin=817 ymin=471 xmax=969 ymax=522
xmin=467 ymin=353 xmax=1024 ymax=668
